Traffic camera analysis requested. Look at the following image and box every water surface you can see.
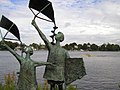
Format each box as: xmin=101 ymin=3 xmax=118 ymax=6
xmin=0 ymin=51 xmax=120 ymax=90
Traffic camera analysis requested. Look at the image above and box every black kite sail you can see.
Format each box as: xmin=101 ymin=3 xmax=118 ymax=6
xmin=29 ymin=0 xmax=58 ymax=44
xmin=0 ymin=15 xmax=21 ymax=41
xmin=29 ymin=0 xmax=55 ymax=23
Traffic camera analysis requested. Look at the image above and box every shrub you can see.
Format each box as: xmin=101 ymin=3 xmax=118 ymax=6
xmin=67 ymin=85 xmax=77 ymax=90
xmin=0 ymin=72 xmax=78 ymax=90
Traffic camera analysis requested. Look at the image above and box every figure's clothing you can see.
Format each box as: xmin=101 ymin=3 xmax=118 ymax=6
xmin=31 ymin=20 xmax=70 ymax=82
xmin=43 ymin=45 xmax=70 ymax=81
xmin=3 ymin=41 xmax=50 ymax=90
xmin=16 ymin=60 xmax=37 ymax=90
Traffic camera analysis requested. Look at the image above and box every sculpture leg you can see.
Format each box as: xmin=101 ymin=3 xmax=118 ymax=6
xmin=48 ymin=80 xmax=55 ymax=90
xmin=50 ymin=83 xmax=55 ymax=90
xmin=58 ymin=84 xmax=63 ymax=90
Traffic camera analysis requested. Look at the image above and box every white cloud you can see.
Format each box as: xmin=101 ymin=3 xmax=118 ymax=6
xmin=0 ymin=0 xmax=13 ymax=6
xmin=0 ymin=0 xmax=120 ymax=45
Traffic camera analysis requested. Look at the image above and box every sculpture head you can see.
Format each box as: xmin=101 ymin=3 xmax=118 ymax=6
xmin=55 ymin=32 xmax=64 ymax=42
xmin=23 ymin=46 xmax=33 ymax=55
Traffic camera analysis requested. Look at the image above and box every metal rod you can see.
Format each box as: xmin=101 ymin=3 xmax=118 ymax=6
xmin=4 ymin=38 xmax=19 ymax=41
xmin=0 ymin=29 xmax=3 ymax=40
xmin=36 ymin=16 xmax=52 ymax=22
xmin=30 ymin=8 xmax=36 ymax=16
xmin=30 ymin=8 xmax=52 ymax=22
xmin=29 ymin=2 xmax=57 ymax=24
xmin=1 ymin=27 xmax=23 ymax=56
xmin=20 ymin=42 xmax=23 ymax=57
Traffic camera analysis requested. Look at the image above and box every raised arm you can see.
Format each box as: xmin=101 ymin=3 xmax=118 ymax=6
xmin=2 ymin=40 xmax=22 ymax=63
xmin=31 ymin=19 xmax=52 ymax=50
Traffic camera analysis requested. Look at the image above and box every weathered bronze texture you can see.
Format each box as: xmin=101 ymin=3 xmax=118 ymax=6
xmin=2 ymin=40 xmax=51 ymax=90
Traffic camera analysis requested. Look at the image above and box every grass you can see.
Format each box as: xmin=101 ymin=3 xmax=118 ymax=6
xmin=0 ymin=72 xmax=16 ymax=90
xmin=67 ymin=85 xmax=77 ymax=90
xmin=0 ymin=72 xmax=78 ymax=90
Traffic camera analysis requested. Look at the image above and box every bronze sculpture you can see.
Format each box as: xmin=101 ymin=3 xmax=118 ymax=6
xmin=0 ymin=0 xmax=86 ymax=89
xmin=32 ymin=19 xmax=70 ymax=90
xmin=1 ymin=39 xmax=52 ymax=90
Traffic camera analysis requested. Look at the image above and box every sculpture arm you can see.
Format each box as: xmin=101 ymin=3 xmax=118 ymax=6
xmin=2 ymin=41 xmax=22 ymax=63
xmin=31 ymin=20 xmax=51 ymax=49
xmin=34 ymin=61 xmax=53 ymax=67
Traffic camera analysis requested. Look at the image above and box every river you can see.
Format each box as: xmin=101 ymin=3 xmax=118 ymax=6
xmin=0 ymin=51 xmax=120 ymax=90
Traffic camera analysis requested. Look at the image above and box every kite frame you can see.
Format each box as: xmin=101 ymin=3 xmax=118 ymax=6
xmin=0 ymin=29 xmax=23 ymax=56
xmin=29 ymin=2 xmax=52 ymax=22
xmin=0 ymin=25 xmax=22 ymax=43
xmin=29 ymin=0 xmax=58 ymax=44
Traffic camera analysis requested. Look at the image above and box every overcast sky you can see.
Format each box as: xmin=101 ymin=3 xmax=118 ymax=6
xmin=0 ymin=0 xmax=120 ymax=45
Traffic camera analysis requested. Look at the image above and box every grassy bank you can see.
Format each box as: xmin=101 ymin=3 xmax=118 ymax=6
xmin=0 ymin=72 xmax=77 ymax=90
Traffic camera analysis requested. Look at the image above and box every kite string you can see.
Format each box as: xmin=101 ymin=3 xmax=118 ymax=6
xmin=30 ymin=8 xmax=52 ymax=22
xmin=0 ymin=29 xmax=3 ymax=41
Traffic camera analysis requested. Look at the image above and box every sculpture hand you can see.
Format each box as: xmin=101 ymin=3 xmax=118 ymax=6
xmin=0 ymin=30 xmax=4 ymax=45
xmin=46 ymin=62 xmax=55 ymax=66
xmin=44 ymin=62 xmax=56 ymax=67
xmin=31 ymin=19 xmax=37 ymax=27
xmin=51 ymin=63 xmax=57 ymax=67
xmin=1 ymin=39 xmax=5 ymax=46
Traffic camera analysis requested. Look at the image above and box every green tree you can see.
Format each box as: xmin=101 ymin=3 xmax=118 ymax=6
xmin=90 ymin=44 xmax=99 ymax=51
xmin=69 ymin=42 xmax=77 ymax=50
xmin=81 ymin=43 xmax=88 ymax=51
xmin=63 ymin=44 xmax=71 ymax=50
xmin=78 ymin=44 xmax=82 ymax=50
xmin=30 ymin=43 xmax=39 ymax=50
xmin=0 ymin=41 xmax=19 ymax=50
xmin=111 ymin=44 xmax=120 ymax=51
xmin=99 ymin=44 xmax=106 ymax=51
xmin=106 ymin=43 xmax=113 ymax=51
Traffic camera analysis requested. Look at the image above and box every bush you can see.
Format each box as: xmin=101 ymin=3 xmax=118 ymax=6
xmin=67 ymin=85 xmax=77 ymax=90
xmin=0 ymin=72 xmax=16 ymax=90
xmin=0 ymin=72 xmax=77 ymax=90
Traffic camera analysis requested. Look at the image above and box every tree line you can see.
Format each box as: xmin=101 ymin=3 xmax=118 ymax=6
xmin=0 ymin=41 xmax=120 ymax=51
xmin=63 ymin=42 xmax=120 ymax=51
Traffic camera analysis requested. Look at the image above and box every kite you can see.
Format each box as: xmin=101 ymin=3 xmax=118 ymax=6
xmin=0 ymin=15 xmax=21 ymax=42
xmin=29 ymin=0 xmax=55 ymax=22
xmin=29 ymin=0 xmax=58 ymax=44
xmin=0 ymin=15 xmax=24 ymax=56
xmin=65 ymin=58 xmax=86 ymax=86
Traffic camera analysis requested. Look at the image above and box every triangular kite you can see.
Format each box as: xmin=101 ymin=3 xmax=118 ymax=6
xmin=29 ymin=0 xmax=58 ymax=44
xmin=0 ymin=15 xmax=21 ymax=41
xmin=29 ymin=0 xmax=55 ymax=23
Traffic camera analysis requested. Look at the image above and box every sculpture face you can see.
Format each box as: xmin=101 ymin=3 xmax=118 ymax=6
xmin=24 ymin=46 xmax=33 ymax=55
xmin=55 ymin=32 xmax=64 ymax=42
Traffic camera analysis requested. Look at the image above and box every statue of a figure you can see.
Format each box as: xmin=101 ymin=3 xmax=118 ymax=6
xmin=32 ymin=19 xmax=70 ymax=90
xmin=1 ymin=40 xmax=52 ymax=90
